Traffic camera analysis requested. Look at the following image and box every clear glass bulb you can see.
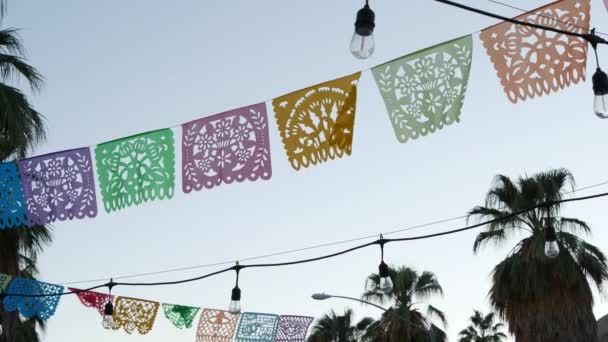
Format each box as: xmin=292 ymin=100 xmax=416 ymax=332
xmin=545 ymin=241 xmax=560 ymax=259
xmin=350 ymin=32 xmax=374 ymax=59
xmin=0 ymin=323 xmax=3 ymax=336
xmin=102 ymin=314 xmax=114 ymax=329
xmin=228 ymin=300 xmax=241 ymax=314
xmin=594 ymin=94 xmax=608 ymax=118
xmin=379 ymin=276 xmax=394 ymax=293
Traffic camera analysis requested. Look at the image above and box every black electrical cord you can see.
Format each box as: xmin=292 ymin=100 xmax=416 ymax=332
xmin=4 ymin=190 xmax=608 ymax=298
xmin=434 ymin=0 xmax=608 ymax=46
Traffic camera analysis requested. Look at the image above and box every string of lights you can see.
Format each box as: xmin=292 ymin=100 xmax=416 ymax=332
xmin=56 ymin=179 xmax=608 ymax=286
xmin=4 ymin=189 xmax=608 ymax=302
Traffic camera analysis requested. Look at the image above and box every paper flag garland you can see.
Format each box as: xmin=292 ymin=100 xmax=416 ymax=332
xmin=95 ymin=129 xmax=176 ymax=212
xmin=0 ymin=273 xmax=12 ymax=292
xmin=235 ymin=312 xmax=279 ymax=342
xmin=3 ymin=277 xmax=64 ymax=320
xmin=182 ymin=103 xmax=272 ymax=193
xmin=18 ymin=148 xmax=97 ymax=225
xmin=372 ymin=35 xmax=473 ymax=143
xmin=273 ymin=315 xmax=314 ymax=342
xmin=69 ymin=288 xmax=114 ymax=316
xmin=480 ymin=0 xmax=590 ymax=103
xmin=0 ymin=163 xmax=27 ymax=229
xmin=162 ymin=303 xmax=200 ymax=329
xmin=112 ymin=296 xmax=160 ymax=335
xmin=273 ymin=73 xmax=361 ymax=171
xmin=196 ymin=309 xmax=241 ymax=342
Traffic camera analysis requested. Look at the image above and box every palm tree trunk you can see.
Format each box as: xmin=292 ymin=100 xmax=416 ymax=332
xmin=0 ymin=228 xmax=25 ymax=342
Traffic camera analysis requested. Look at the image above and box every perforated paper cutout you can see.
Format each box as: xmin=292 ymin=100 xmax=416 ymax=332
xmin=112 ymin=296 xmax=160 ymax=335
xmin=182 ymin=103 xmax=271 ymax=193
xmin=0 ymin=163 xmax=27 ymax=229
xmin=3 ymin=278 xmax=63 ymax=320
xmin=0 ymin=273 xmax=12 ymax=292
xmin=69 ymin=288 xmax=114 ymax=316
xmin=162 ymin=303 xmax=200 ymax=329
xmin=480 ymin=0 xmax=590 ymax=103
xmin=95 ymin=129 xmax=175 ymax=212
xmin=196 ymin=309 xmax=240 ymax=342
xmin=235 ymin=312 xmax=279 ymax=342
xmin=273 ymin=315 xmax=314 ymax=342
xmin=372 ymin=36 xmax=472 ymax=143
xmin=18 ymin=148 xmax=97 ymax=225
xmin=272 ymin=73 xmax=361 ymax=170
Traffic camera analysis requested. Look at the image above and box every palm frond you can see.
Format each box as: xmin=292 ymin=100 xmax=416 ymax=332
xmin=557 ymin=217 xmax=591 ymax=235
xmin=0 ymin=53 xmax=44 ymax=91
xmin=0 ymin=83 xmax=46 ymax=160
xmin=426 ymin=304 xmax=447 ymax=328
xmin=473 ymin=229 xmax=507 ymax=253
xmin=413 ymin=271 xmax=444 ymax=300
xmin=0 ymin=28 xmax=24 ymax=55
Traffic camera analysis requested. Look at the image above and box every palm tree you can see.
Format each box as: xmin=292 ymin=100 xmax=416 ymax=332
xmin=307 ymin=308 xmax=374 ymax=342
xmin=468 ymin=169 xmax=608 ymax=342
xmin=361 ymin=266 xmax=447 ymax=342
xmin=458 ymin=310 xmax=506 ymax=342
xmin=0 ymin=28 xmax=49 ymax=342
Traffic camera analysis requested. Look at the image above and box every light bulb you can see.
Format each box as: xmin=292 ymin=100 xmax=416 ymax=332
xmin=350 ymin=3 xmax=375 ymax=59
xmin=593 ymin=68 xmax=608 ymax=118
xmin=102 ymin=302 xmax=114 ymax=329
xmin=544 ymin=224 xmax=559 ymax=259
xmin=379 ymin=275 xmax=394 ymax=293
xmin=229 ymin=286 xmax=241 ymax=314
xmin=229 ymin=299 xmax=241 ymax=314
xmin=594 ymin=94 xmax=608 ymax=118
xmin=0 ymin=323 xmax=3 ymax=336
xmin=350 ymin=32 xmax=375 ymax=59
xmin=545 ymin=241 xmax=560 ymax=259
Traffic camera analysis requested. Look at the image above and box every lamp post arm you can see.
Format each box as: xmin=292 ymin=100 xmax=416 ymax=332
xmin=328 ymin=295 xmax=388 ymax=312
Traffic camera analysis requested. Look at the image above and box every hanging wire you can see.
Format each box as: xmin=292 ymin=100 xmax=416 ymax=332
xmin=6 ymin=189 xmax=608 ymax=298
xmin=484 ymin=0 xmax=608 ymax=37
xmin=56 ymin=179 xmax=608 ymax=286
xmin=24 ymin=0 xmax=605 ymax=156
xmin=435 ymin=0 xmax=608 ymax=45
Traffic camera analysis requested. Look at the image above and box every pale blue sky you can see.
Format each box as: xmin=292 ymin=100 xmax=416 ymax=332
xmin=6 ymin=0 xmax=608 ymax=341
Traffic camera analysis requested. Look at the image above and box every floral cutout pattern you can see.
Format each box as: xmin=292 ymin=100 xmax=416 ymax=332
xmin=0 ymin=163 xmax=27 ymax=229
xmin=112 ymin=296 xmax=160 ymax=335
xmin=273 ymin=73 xmax=361 ymax=171
xmin=0 ymin=273 xmax=12 ymax=292
xmin=18 ymin=148 xmax=97 ymax=225
xmin=69 ymin=288 xmax=114 ymax=316
xmin=273 ymin=315 xmax=314 ymax=342
xmin=182 ymin=103 xmax=272 ymax=193
xmin=3 ymin=278 xmax=63 ymax=320
xmin=235 ymin=312 xmax=279 ymax=342
xmin=480 ymin=0 xmax=590 ymax=103
xmin=372 ymin=36 xmax=473 ymax=143
xmin=162 ymin=303 xmax=200 ymax=329
xmin=196 ymin=309 xmax=240 ymax=342
xmin=95 ymin=129 xmax=175 ymax=212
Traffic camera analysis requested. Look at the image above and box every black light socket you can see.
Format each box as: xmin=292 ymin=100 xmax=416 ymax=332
xmin=355 ymin=4 xmax=375 ymax=37
xmin=231 ymin=286 xmax=241 ymax=301
xmin=378 ymin=261 xmax=390 ymax=278
xmin=104 ymin=301 xmax=114 ymax=316
xmin=545 ymin=226 xmax=557 ymax=243
xmin=593 ymin=68 xmax=608 ymax=96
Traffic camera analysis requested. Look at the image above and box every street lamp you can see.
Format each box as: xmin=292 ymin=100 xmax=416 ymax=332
xmin=312 ymin=293 xmax=387 ymax=312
